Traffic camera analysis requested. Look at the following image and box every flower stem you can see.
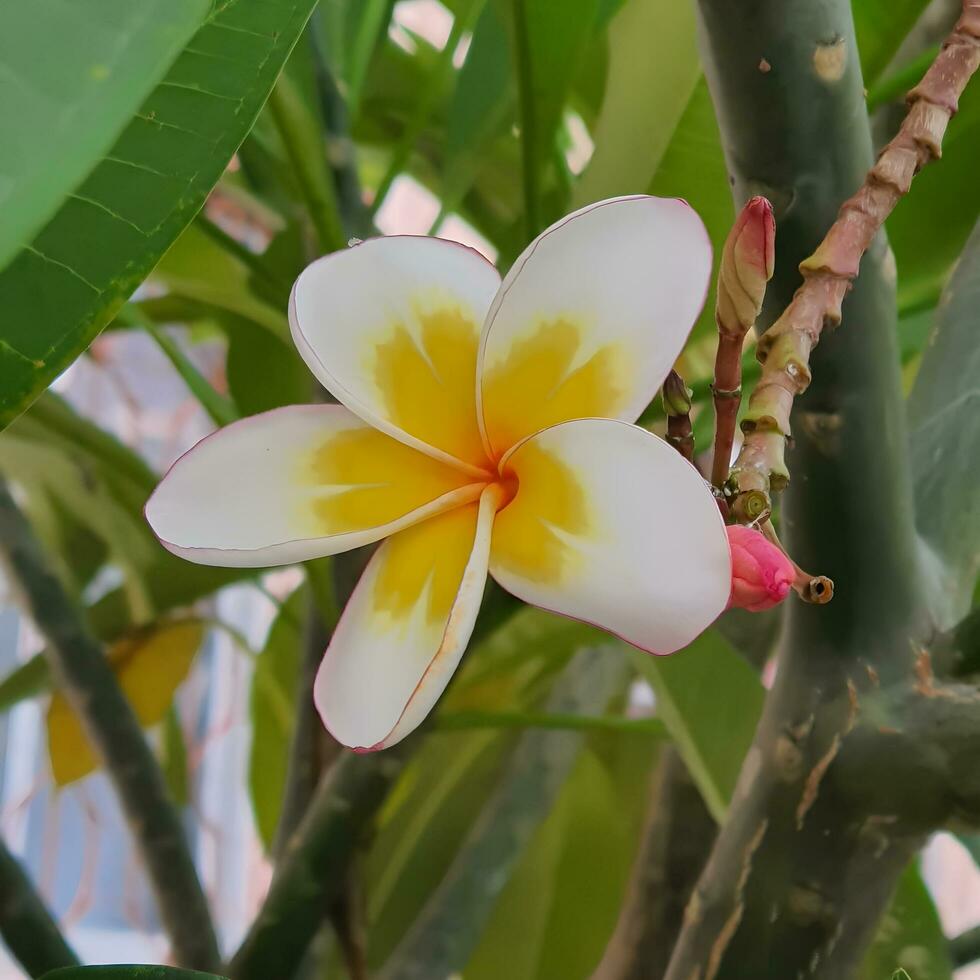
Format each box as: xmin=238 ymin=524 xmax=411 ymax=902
xmin=662 ymin=370 xmax=695 ymax=464
xmin=710 ymin=332 xmax=743 ymax=489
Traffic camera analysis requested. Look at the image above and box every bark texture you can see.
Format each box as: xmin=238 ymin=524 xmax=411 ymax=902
xmin=663 ymin=3 xmax=980 ymax=978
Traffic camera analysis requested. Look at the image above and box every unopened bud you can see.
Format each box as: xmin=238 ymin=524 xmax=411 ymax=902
xmin=716 ymin=196 xmax=776 ymax=338
xmin=727 ymin=524 xmax=794 ymax=612
xmin=662 ymin=370 xmax=692 ymax=418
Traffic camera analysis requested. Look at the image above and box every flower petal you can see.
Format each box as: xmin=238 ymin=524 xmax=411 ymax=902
xmin=146 ymin=405 xmax=485 ymax=567
xmin=477 ymin=196 xmax=712 ymax=458
xmin=314 ymin=484 xmax=501 ymax=750
xmin=490 ymin=418 xmax=729 ymax=654
xmin=290 ymin=236 xmax=501 ymax=472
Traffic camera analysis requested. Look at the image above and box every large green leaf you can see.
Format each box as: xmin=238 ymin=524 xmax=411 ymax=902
xmin=908 ymin=218 xmax=980 ymax=623
xmin=366 ymin=606 xmax=598 ymax=967
xmin=316 ymin=0 xmax=393 ymax=120
xmin=0 ymin=1 xmax=209 ymax=272
xmin=888 ymin=84 xmax=980 ymax=318
xmin=515 ymin=0 xmax=601 ymax=180
xmin=852 ymin=0 xmax=932 ymax=86
xmin=0 ymin=0 xmax=318 ymax=431
xmin=42 ymin=968 xmax=228 ymax=980
xmin=366 ymin=729 xmax=513 ymax=967
xmin=441 ymin=1 xmax=514 ymax=211
xmin=571 ymin=0 xmax=699 ymax=206
xmin=151 ymin=223 xmax=289 ymax=341
xmin=248 ymin=587 xmax=305 ymax=850
xmin=858 ymin=863 xmax=952 ymax=980
xmin=465 ymin=726 xmax=656 ymax=980
xmin=379 ymin=648 xmax=627 ymax=980
xmin=648 ymin=79 xmax=733 ymax=345
xmin=631 ymin=628 xmax=764 ymax=822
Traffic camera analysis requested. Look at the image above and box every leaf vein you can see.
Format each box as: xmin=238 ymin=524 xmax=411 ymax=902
xmin=23 ymin=246 xmax=101 ymax=293
xmin=159 ymin=80 xmax=244 ymax=104
xmin=69 ymin=194 xmax=150 ymax=236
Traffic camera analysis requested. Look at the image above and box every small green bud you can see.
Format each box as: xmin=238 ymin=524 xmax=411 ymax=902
xmin=662 ymin=370 xmax=692 ymax=417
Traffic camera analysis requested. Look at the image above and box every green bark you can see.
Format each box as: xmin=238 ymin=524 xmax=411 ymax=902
xmin=0 ymin=840 xmax=78 ymax=977
xmin=0 ymin=479 xmax=220 ymax=972
xmin=227 ymin=746 xmax=411 ymax=980
xmin=663 ymin=2 xmax=944 ymax=976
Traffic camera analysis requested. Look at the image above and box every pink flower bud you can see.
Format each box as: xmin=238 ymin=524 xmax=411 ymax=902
xmin=727 ymin=524 xmax=794 ymax=612
xmin=716 ymin=196 xmax=776 ymax=337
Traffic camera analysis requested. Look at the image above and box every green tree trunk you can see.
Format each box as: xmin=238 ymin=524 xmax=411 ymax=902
xmin=664 ymin=1 xmax=938 ymax=976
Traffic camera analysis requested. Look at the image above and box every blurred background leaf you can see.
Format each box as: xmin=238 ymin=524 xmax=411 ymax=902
xmin=46 ymin=620 xmax=203 ymax=786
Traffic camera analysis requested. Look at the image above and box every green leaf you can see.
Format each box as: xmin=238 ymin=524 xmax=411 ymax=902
xmin=248 ymin=588 xmax=305 ymax=851
xmin=151 ymin=222 xmax=289 ymax=341
xmin=867 ymin=45 xmax=938 ymax=112
xmin=571 ymin=0 xmax=700 ymax=206
xmin=858 ymin=862 xmax=952 ymax=980
xmin=852 ymin=0 xmax=932 ymax=85
xmin=366 ymin=605 xmax=594 ymax=967
xmin=0 ymin=0 xmax=209 ymax=272
xmin=908 ymin=218 xmax=980 ymax=622
xmin=366 ymin=729 xmax=513 ymax=967
xmin=0 ymin=0 xmax=317 ymax=432
xmin=631 ymin=628 xmax=764 ymax=822
xmin=648 ymin=79 xmax=733 ymax=344
xmin=889 ymin=83 xmax=980 ymax=317
xmin=512 ymin=0 xmax=601 ymax=229
xmin=0 ymin=655 xmax=51 ymax=714
xmin=226 ymin=317 xmax=311 ymax=417
xmin=41 ymin=968 xmax=228 ymax=980
xmin=317 ymin=0 xmax=393 ymax=120
xmin=465 ymin=728 xmax=656 ymax=980
xmin=124 ymin=307 xmax=238 ymax=429
xmin=1 ymin=421 xmax=159 ymax=623
xmin=441 ymin=1 xmax=515 ymax=211
xmin=434 ymin=709 xmax=667 ymax=736
xmin=378 ymin=648 xmax=628 ymax=978
xmin=3 ymin=392 xmax=257 ymax=641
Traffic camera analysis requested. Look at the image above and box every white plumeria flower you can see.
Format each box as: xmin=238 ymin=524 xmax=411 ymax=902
xmin=146 ymin=196 xmax=731 ymax=751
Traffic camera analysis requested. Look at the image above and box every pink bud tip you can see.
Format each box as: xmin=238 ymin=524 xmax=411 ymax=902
xmin=727 ymin=525 xmax=794 ymax=612
xmin=737 ymin=197 xmax=776 ymax=280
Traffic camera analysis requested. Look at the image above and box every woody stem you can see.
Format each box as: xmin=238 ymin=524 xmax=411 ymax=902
xmin=710 ymin=333 xmax=744 ymax=488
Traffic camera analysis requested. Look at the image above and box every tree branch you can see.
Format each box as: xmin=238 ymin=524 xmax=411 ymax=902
xmin=659 ymin=2 xmax=980 ymax=977
xmin=227 ymin=746 xmax=411 ymax=980
xmin=0 ymin=838 xmax=78 ymax=978
xmin=592 ymin=749 xmax=716 ymax=980
xmin=0 ymin=478 xmax=220 ymax=971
